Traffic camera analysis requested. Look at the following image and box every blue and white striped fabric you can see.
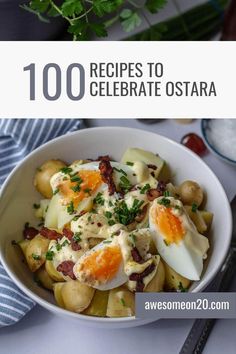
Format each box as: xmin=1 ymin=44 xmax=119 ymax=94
xmin=0 ymin=119 xmax=83 ymax=327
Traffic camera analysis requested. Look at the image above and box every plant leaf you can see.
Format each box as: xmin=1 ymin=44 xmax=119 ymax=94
xmin=145 ymin=0 xmax=167 ymax=14
xmin=30 ymin=0 xmax=50 ymax=13
xmin=93 ymin=0 xmax=123 ymax=17
xmin=89 ymin=23 xmax=107 ymax=37
xmin=120 ymin=11 xmax=142 ymax=32
xmin=61 ymin=0 xmax=84 ymax=17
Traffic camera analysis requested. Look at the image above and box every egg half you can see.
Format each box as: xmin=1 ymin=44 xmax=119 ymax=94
xmin=149 ymin=197 xmax=209 ymax=281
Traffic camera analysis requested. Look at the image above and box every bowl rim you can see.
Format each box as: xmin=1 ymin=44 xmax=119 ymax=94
xmin=201 ymin=119 xmax=236 ymax=165
xmin=0 ymin=126 xmax=232 ymax=324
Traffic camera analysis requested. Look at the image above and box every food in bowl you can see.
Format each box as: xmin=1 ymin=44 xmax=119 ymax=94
xmin=17 ymin=147 xmax=213 ymax=318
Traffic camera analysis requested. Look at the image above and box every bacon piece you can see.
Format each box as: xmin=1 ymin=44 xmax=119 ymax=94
xmin=146 ymin=188 xmax=161 ymax=201
xmin=157 ymin=181 xmax=167 ymax=194
xmin=99 ymin=158 xmax=116 ymax=195
xmin=129 ymin=263 xmax=156 ymax=282
xmin=135 ymin=204 xmax=148 ymax=223
xmin=57 ymin=261 xmax=76 ymax=280
xmin=131 ymin=247 xmax=143 ymax=263
xmin=97 ymin=155 xmax=111 ymax=161
xmin=147 ymin=164 xmax=157 ymax=170
xmin=62 ymin=228 xmax=81 ymax=251
xmin=136 ymin=280 xmax=145 ymax=292
xmin=40 ymin=227 xmax=62 ymax=240
xmin=23 ymin=226 xmax=38 ymax=240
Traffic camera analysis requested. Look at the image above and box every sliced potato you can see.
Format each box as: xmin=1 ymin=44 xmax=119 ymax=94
xmin=34 ymin=159 xmax=66 ymax=199
xmin=25 ymin=235 xmax=50 ymax=272
xmin=35 ymin=199 xmax=50 ymax=219
xmin=35 ymin=266 xmax=54 ymax=290
xmin=199 ymin=211 xmax=213 ymax=231
xmin=45 ymin=260 xmax=64 ymax=282
xmin=184 ymin=206 xmax=207 ymax=234
xmin=106 ymin=286 xmax=135 ymax=318
xmin=145 ymin=260 xmax=165 ymax=292
xmin=61 ymin=280 xmax=95 ymax=313
xmin=18 ymin=239 xmax=30 ymax=258
xmin=149 ymin=238 xmax=157 ymax=255
xmin=121 ymin=147 xmax=165 ymax=178
xmin=163 ymin=261 xmax=191 ymax=291
xmin=53 ymin=282 xmax=65 ymax=308
xmin=83 ymin=290 xmax=109 ymax=317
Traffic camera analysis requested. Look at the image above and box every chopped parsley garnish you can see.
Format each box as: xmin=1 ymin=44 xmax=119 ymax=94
xmin=120 ymin=298 xmax=126 ymax=306
xmin=174 ymin=205 xmax=180 ymax=210
xmin=164 ymin=190 xmax=170 ymax=197
xmin=129 ymin=233 xmax=136 ymax=246
xmin=114 ymin=199 xmax=144 ymax=225
xmin=46 ymin=250 xmax=54 ymax=261
xmin=67 ymin=201 xmax=75 ymax=215
xmin=73 ymin=232 xmax=82 ymax=242
xmin=178 ymin=282 xmax=188 ymax=292
xmin=87 ymin=215 xmax=92 ymax=222
xmin=126 ymin=162 xmax=134 ymax=166
xmin=93 ymin=192 xmax=105 ymax=206
xmin=70 ymin=175 xmax=83 ymax=183
xmin=108 ymin=219 xmax=116 ymax=226
xmin=140 ymin=184 xmax=151 ymax=194
xmin=61 ymin=239 xmax=69 ymax=247
xmin=56 ymin=243 xmax=62 ymax=251
xmin=192 ymin=203 xmax=198 ymax=212
xmin=119 ymin=176 xmax=132 ymax=193
xmin=33 ymin=203 xmax=40 ymax=209
xmin=32 ymin=253 xmax=41 ymax=260
xmin=105 ymin=211 xmax=112 ymax=219
xmin=113 ymin=167 xmax=127 ymax=176
xmin=61 ymin=167 xmax=73 ymax=174
xmin=108 ymin=201 xmax=113 ymax=207
xmin=73 ymin=216 xmax=79 ymax=221
xmin=71 ymin=184 xmax=81 ymax=192
xmin=53 ymin=188 xmax=59 ymax=195
xmin=84 ymin=188 xmax=91 ymax=194
xmin=158 ymin=198 xmax=171 ymax=207
xmin=63 ymin=176 xmax=68 ymax=181
xmin=103 ymin=240 xmax=112 ymax=244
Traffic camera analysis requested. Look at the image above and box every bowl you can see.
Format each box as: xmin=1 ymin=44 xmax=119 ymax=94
xmin=201 ymin=119 xmax=236 ymax=166
xmin=0 ymin=127 xmax=232 ymax=328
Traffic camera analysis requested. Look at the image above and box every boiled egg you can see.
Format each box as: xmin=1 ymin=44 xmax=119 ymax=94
xmin=73 ymin=237 xmax=128 ymax=291
xmin=149 ymin=197 xmax=209 ymax=281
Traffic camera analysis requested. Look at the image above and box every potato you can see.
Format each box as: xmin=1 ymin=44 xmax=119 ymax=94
xmin=184 ymin=206 xmax=207 ymax=234
xmin=18 ymin=239 xmax=30 ymax=258
xmin=199 ymin=210 xmax=213 ymax=231
xmin=121 ymin=148 xmax=165 ymax=178
xmin=53 ymin=283 xmax=65 ymax=308
xmin=83 ymin=290 xmax=109 ymax=317
xmin=145 ymin=260 xmax=165 ymax=292
xmin=34 ymin=159 xmax=66 ymax=199
xmin=163 ymin=261 xmax=191 ymax=291
xmin=149 ymin=239 xmax=158 ymax=255
xmin=88 ymin=238 xmax=102 ymax=249
xmin=178 ymin=180 xmax=204 ymax=207
xmin=35 ymin=266 xmax=54 ymax=290
xmin=25 ymin=235 xmax=50 ymax=272
xmin=35 ymin=199 xmax=50 ymax=219
xmin=45 ymin=260 xmax=64 ymax=282
xmin=61 ymin=280 xmax=95 ymax=313
xmin=106 ymin=286 xmax=135 ymax=317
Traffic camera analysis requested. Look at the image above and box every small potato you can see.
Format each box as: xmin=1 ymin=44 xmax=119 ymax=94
xmin=18 ymin=239 xmax=30 ymax=258
xmin=145 ymin=260 xmax=165 ymax=292
xmin=178 ymin=180 xmax=204 ymax=207
xmin=184 ymin=206 xmax=207 ymax=234
xmin=35 ymin=266 xmax=54 ymax=290
xmin=83 ymin=290 xmax=109 ymax=317
xmin=199 ymin=211 xmax=213 ymax=231
xmin=163 ymin=261 xmax=191 ymax=291
xmin=61 ymin=280 xmax=95 ymax=313
xmin=34 ymin=159 xmax=66 ymax=198
xmin=25 ymin=235 xmax=50 ymax=272
xmin=106 ymin=287 xmax=135 ymax=318
xmin=53 ymin=283 xmax=65 ymax=308
xmin=45 ymin=260 xmax=64 ymax=282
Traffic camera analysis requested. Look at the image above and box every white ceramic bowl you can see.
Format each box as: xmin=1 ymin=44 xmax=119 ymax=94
xmin=0 ymin=127 xmax=232 ymax=328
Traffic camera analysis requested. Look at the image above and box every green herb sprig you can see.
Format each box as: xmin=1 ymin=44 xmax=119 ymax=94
xmin=22 ymin=0 xmax=167 ymax=40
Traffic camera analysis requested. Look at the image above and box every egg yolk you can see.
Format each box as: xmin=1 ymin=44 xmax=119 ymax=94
xmin=59 ymin=170 xmax=103 ymax=206
xmin=156 ymin=206 xmax=185 ymax=244
xmin=79 ymin=245 xmax=122 ymax=284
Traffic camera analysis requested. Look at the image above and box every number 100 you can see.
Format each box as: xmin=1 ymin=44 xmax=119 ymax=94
xmin=24 ymin=63 xmax=85 ymax=101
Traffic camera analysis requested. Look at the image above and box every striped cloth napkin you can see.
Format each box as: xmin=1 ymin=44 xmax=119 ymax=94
xmin=0 ymin=119 xmax=83 ymax=327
